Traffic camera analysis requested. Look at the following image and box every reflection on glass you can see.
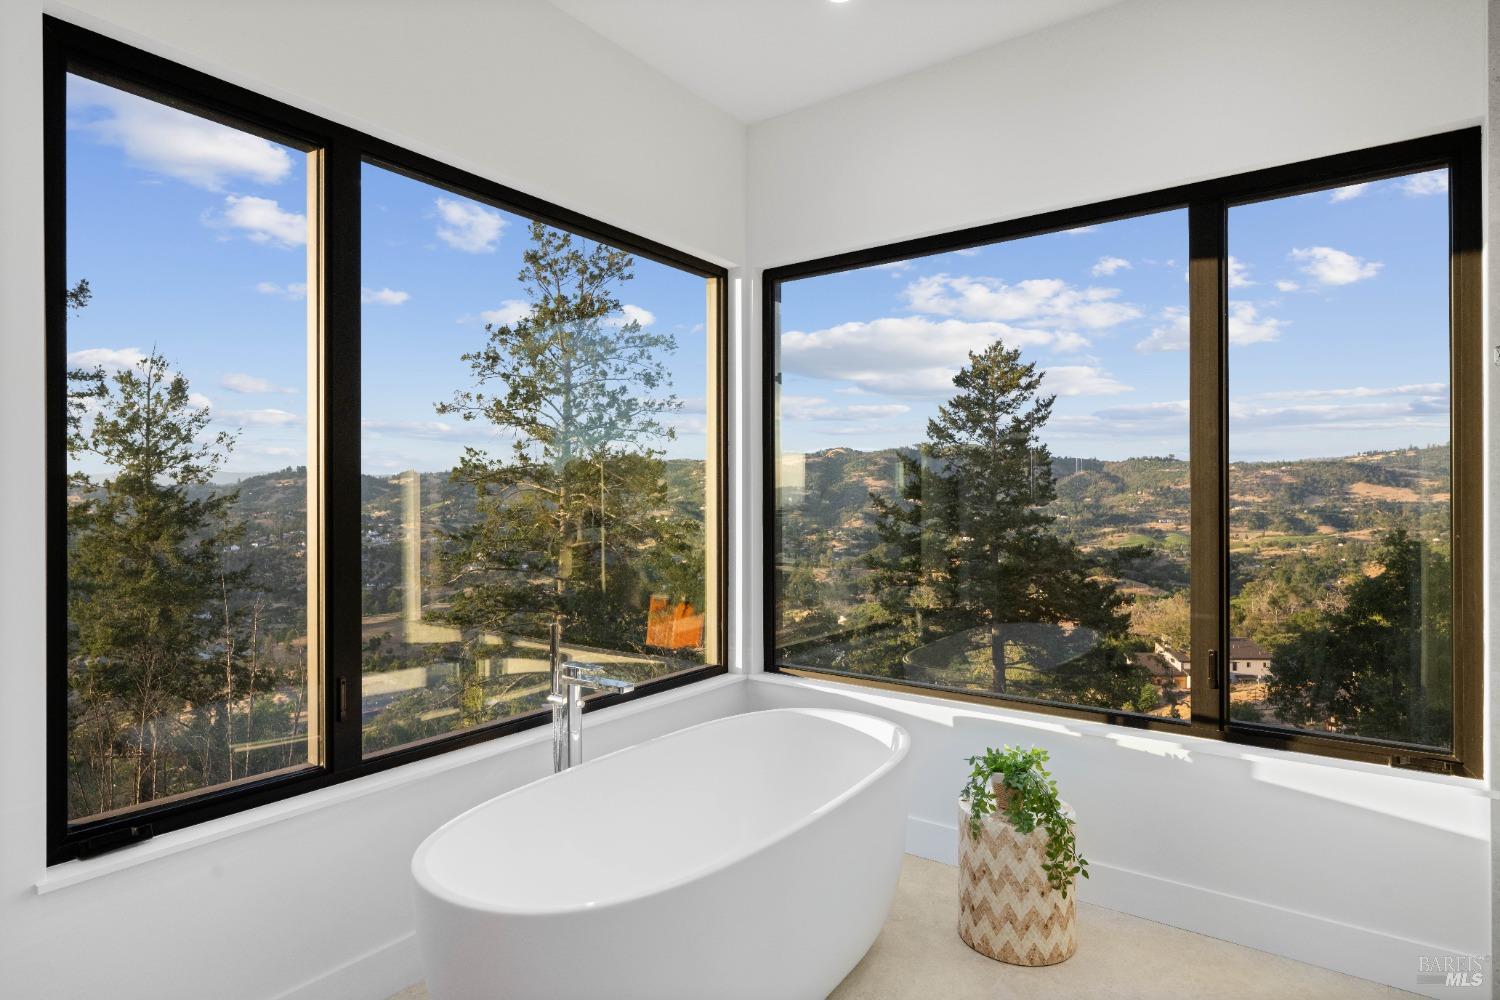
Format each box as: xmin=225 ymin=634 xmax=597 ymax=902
xmin=775 ymin=210 xmax=1190 ymax=717
xmin=1227 ymin=170 xmax=1453 ymax=748
xmin=360 ymin=164 xmax=717 ymax=755
xmin=63 ymin=74 xmax=317 ymax=820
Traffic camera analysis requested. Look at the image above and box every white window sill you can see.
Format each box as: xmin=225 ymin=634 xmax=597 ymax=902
xmin=751 ymin=672 xmax=1491 ymax=793
xmin=36 ymin=672 xmax=745 ymax=895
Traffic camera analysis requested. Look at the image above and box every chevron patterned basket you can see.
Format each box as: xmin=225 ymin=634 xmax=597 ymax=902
xmin=956 ymin=795 xmax=1078 ymax=966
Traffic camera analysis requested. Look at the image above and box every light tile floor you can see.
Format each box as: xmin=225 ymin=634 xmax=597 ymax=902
xmin=390 ymin=854 xmax=1412 ymax=1000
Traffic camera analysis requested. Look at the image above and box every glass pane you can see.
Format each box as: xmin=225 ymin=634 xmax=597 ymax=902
xmin=1227 ymin=170 xmax=1452 ymax=748
xmin=360 ymin=163 xmax=717 ymax=756
xmin=774 ymin=210 xmax=1190 ymax=717
xmin=64 ymin=74 xmax=318 ymax=821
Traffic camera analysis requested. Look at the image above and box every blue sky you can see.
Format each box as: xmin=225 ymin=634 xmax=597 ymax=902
xmin=65 ymin=74 xmax=712 ymax=480
xmin=779 ymin=171 xmax=1451 ymax=463
xmin=65 ymin=72 xmax=1451 ymax=477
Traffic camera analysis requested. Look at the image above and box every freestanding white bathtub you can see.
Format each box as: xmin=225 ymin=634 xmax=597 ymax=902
xmin=412 ymin=708 xmax=911 ymax=1000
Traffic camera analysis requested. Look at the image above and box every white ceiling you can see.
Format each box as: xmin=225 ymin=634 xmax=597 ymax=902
xmin=547 ymin=0 xmax=1130 ymax=122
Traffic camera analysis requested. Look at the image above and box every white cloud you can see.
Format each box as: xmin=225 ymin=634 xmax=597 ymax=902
xmin=1063 ymin=226 xmax=1097 ymax=236
xmin=1251 ymin=382 xmax=1447 ymax=402
xmin=1329 ymin=182 xmax=1373 ymax=203
xmin=1290 ymin=245 xmax=1382 ymax=286
xmin=606 ymin=304 xmax=656 ymax=328
xmin=1043 ymin=366 xmax=1132 ymax=397
xmin=781 ymin=396 xmax=912 ymax=421
xmin=1228 ymin=301 xmax=1287 ymax=346
xmin=362 ymin=419 xmax=456 ymax=439
xmin=1135 ymin=302 xmax=1286 ymax=352
xmin=1274 ymin=280 xmax=1300 ymax=293
xmin=782 ymin=315 xmax=1088 ymax=396
xmin=1400 ymin=170 xmax=1448 ymax=197
xmin=876 ymin=260 xmax=913 ymax=274
xmin=67 ymin=346 xmax=146 ymax=371
xmin=1228 ymin=398 xmax=1448 ymax=431
xmin=188 ymin=392 xmax=214 ymax=410
xmin=1090 ymin=256 xmax=1131 ymax=277
xmin=69 ymin=75 xmax=291 ymax=191
xmin=256 ymin=281 xmax=306 ymax=300
xmin=1052 ymin=389 xmax=1448 ymax=446
xmin=435 ymin=197 xmax=504 ymax=253
xmin=227 ymin=408 xmax=300 ymax=426
xmin=1227 ymin=256 xmax=1254 ymax=288
xmin=903 ymin=273 xmax=1141 ymax=329
xmin=1052 ymin=399 xmax=1189 ymax=437
xmin=478 ymin=300 xmax=532 ymax=327
xmin=220 ymin=195 xmax=307 ymax=248
xmin=1135 ymin=307 xmax=1188 ymax=353
xmin=221 ymin=373 xmax=294 ymax=394
xmin=361 ymin=287 xmax=410 ymax=306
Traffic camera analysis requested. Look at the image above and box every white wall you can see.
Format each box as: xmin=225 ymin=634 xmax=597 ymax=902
xmin=751 ymin=674 xmax=1489 ymax=998
xmin=1 ymin=0 xmax=1492 ymax=998
xmin=46 ymin=0 xmax=746 ymax=266
xmin=748 ymin=0 xmax=1486 ymax=267
xmin=0 ymin=2 xmax=747 ymax=999
xmin=746 ymin=0 xmax=1491 ymax=996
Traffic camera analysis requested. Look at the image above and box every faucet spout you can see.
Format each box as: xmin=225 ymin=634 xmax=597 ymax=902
xmin=550 ymin=658 xmax=638 ymax=772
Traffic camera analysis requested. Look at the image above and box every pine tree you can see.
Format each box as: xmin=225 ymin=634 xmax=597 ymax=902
xmin=64 ymin=279 xmax=106 ymax=453
xmin=67 ymin=351 xmax=247 ymax=809
xmin=436 ymin=222 xmax=689 ymax=654
xmin=866 ymin=342 xmax=1138 ymax=702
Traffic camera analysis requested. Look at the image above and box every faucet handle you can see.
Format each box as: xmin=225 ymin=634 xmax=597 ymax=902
xmin=559 ymin=661 xmax=636 ymax=693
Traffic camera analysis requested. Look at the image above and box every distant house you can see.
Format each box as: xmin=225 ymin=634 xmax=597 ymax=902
xmin=1145 ymin=641 xmax=1191 ymax=690
xmin=1228 ymin=637 xmax=1272 ymax=681
xmin=1146 ymin=637 xmax=1272 ymax=689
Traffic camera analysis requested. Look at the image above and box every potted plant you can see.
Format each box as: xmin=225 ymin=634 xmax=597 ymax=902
xmin=956 ymin=745 xmax=1086 ymax=966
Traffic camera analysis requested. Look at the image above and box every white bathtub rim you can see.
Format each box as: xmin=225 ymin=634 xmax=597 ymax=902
xmin=411 ymin=707 xmax=911 ymax=917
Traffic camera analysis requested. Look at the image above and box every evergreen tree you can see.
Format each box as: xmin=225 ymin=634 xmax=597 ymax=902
xmin=866 ymin=447 xmax=954 ymax=653
xmin=64 ymin=278 xmax=106 ymax=452
xmin=866 ymin=342 xmax=1140 ymax=703
xmin=67 ymin=351 xmax=247 ymax=810
xmin=1266 ymin=528 xmax=1451 ymax=745
xmin=436 ymin=222 xmax=691 ymax=654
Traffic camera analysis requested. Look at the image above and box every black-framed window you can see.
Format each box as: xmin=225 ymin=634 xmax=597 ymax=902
xmin=47 ymin=17 xmax=727 ymax=864
xmin=764 ymin=128 xmax=1481 ymax=778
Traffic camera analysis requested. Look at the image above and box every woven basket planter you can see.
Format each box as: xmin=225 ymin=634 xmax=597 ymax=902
xmin=956 ymin=790 xmax=1078 ymax=967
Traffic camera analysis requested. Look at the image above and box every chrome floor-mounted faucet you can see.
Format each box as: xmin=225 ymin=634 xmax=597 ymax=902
xmin=547 ymin=623 xmax=635 ymax=772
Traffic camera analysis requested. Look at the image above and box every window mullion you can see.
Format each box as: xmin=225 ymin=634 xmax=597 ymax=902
xmin=1187 ymin=199 xmax=1228 ymax=729
xmin=321 ymin=139 xmax=363 ymax=773
xmin=1448 ymin=137 xmax=1483 ymax=777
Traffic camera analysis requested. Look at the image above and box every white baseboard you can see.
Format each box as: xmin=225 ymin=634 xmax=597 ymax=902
xmin=905 ymin=815 xmax=1479 ymax=1000
xmin=907 ymin=814 xmax=960 ymax=865
xmin=270 ymin=931 xmax=421 ymax=1000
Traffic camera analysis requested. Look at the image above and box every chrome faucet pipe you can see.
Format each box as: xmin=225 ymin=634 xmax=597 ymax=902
xmin=549 ymin=621 xmax=566 ymax=774
xmin=549 ymin=656 xmax=636 ymax=773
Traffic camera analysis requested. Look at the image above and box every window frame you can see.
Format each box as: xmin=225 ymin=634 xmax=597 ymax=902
xmin=45 ymin=16 xmax=730 ymax=864
xmin=762 ymin=127 xmax=1481 ymax=779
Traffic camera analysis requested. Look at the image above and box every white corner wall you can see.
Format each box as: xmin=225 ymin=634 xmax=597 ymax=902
xmin=747 ymin=0 xmax=1486 ymax=267
xmin=0 ymin=3 xmax=748 ymax=999
xmin=746 ymin=1 xmax=1491 ymax=997
xmin=0 ymin=0 xmax=1492 ymax=998
xmin=751 ymin=674 xmax=1488 ymax=999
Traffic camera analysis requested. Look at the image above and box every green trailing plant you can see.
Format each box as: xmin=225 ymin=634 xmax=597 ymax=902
xmin=961 ymin=745 xmax=1088 ymax=896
